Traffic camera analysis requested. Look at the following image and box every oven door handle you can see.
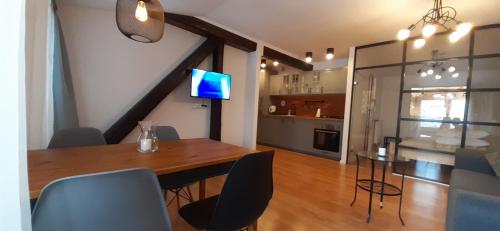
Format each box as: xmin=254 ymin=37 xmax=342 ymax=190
xmin=315 ymin=130 xmax=339 ymax=134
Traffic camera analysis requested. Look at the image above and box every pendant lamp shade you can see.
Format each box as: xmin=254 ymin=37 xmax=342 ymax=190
xmin=116 ymin=0 xmax=165 ymax=43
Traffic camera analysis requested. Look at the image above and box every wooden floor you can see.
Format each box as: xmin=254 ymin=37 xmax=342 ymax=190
xmin=167 ymin=145 xmax=448 ymax=231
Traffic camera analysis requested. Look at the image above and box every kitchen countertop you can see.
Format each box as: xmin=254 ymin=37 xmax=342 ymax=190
xmin=263 ymin=114 xmax=344 ymax=121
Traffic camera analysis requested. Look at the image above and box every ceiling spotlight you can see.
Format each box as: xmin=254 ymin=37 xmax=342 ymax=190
xmin=397 ymin=28 xmax=411 ymax=40
xmin=422 ymin=24 xmax=437 ymax=37
xmin=427 ymin=69 xmax=434 ymax=75
xmin=414 ymin=38 xmax=426 ymax=48
xmin=448 ymin=66 xmax=456 ymax=72
xmin=421 ymin=72 xmax=428 ymax=77
xmin=260 ymin=59 xmax=267 ymax=69
xmin=456 ymin=22 xmax=473 ymax=36
xmin=452 ymin=73 xmax=459 ymax=78
xmin=449 ymin=31 xmax=461 ymax=43
xmin=326 ymin=48 xmax=335 ymax=60
xmin=305 ymin=52 xmax=313 ymax=63
xmin=273 ymin=60 xmax=279 ymax=66
xmin=435 ymin=74 xmax=442 ymax=79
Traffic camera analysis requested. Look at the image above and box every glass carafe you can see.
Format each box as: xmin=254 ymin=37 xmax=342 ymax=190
xmin=137 ymin=121 xmax=159 ymax=153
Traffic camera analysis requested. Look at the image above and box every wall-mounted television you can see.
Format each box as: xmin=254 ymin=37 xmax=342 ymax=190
xmin=190 ymin=68 xmax=231 ymax=100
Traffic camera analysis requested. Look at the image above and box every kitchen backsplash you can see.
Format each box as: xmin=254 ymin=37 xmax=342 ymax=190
xmin=269 ymin=94 xmax=346 ymax=118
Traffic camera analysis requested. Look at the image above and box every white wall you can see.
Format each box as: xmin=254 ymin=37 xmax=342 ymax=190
xmin=0 ymin=0 xmax=32 ymax=229
xmin=57 ymin=5 xmax=213 ymax=142
xmin=341 ymin=47 xmax=356 ymax=164
xmin=55 ymin=4 xmax=262 ymax=149
xmin=221 ymin=45 xmax=250 ymax=146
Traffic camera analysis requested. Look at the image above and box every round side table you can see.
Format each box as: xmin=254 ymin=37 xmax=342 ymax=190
xmin=350 ymin=150 xmax=410 ymax=225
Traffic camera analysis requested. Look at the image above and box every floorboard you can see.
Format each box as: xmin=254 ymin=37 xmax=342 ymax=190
xmin=167 ymin=145 xmax=448 ymax=231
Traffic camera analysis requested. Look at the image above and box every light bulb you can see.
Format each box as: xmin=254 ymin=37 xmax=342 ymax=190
xmin=457 ymin=22 xmax=472 ymax=36
xmin=397 ymin=29 xmax=410 ymax=40
xmin=435 ymin=74 xmax=442 ymax=80
xmin=427 ymin=69 xmax=434 ymax=75
xmin=452 ymin=73 xmax=459 ymax=78
xmin=422 ymin=24 xmax=437 ymax=38
xmin=414 ymin=38 xmax=426 ymax=48
xmin=448 ymin=66 xmax=456 ymax=72
xmin=261 ymin=59 xmax=267 ymax=68
xmin=135 ymin=1 xmax=148 ymax=22
xmin=421 ymin=72 xmax=428 ymax=77
xmin=273 ymin=60 xmax=279 ymax=66
xmin=326 ymin=48 xmax=334 ymax=60
xmin=449 ymin=31 xmax=461 ymax=43
xmin=305 ymin=52 xmax=313 ymax=63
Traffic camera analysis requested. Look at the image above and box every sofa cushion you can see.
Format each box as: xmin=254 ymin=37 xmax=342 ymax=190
xmin=485 ymin=151 xmax=500 ymax=177
xmin=450 ymin=169 xmax=500 ymax=197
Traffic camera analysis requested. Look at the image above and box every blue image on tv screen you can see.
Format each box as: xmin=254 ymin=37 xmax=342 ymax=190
xmin=191 ymin=69 xmax=231 ymax=100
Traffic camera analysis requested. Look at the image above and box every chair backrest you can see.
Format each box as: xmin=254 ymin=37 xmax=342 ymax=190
xmin=32 ymin=168 xmax=173 ymax=231
xmin=48 ymin=127 xmax=107 ymax=149
xmin=154 ymin=126 xmax=180 ymax=141
xmin=210 ymin=151 xmax=274 ymax=230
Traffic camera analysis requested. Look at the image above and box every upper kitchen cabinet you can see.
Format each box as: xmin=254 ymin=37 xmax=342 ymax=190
xmin=268 ymin=67 xmax=347 ymax=96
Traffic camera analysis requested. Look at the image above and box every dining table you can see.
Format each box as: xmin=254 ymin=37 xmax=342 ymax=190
xmin=28 ymin=138 xmax=259 ymax=200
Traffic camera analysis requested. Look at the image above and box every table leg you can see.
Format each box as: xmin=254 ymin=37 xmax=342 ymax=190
xmin=399 ymin=163 xmax=407 ymax=226
xmin=199 ymin=180 xmax=206 ymax=200
xmin=367 ymin=159 xmax=375 ymax=223
xmin=380 ymin=162 xmax=387 ymax=208
xmin=251 ymin=219 xmax=258 ymax=231
xmin=350 ymin=155 xmax=360 ymax=207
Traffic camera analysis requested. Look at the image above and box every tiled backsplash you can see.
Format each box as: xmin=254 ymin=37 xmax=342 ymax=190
xmin=269 ymin=94 xmax=346 ymax=118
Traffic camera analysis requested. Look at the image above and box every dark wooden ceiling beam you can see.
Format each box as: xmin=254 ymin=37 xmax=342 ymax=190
xmin=165 ymin=12 xmax=257 ymax=53
xmin=103 ymin=38 xmax=218 ymax=144
xmin=263 ymin=46 xmax=313 ymax=71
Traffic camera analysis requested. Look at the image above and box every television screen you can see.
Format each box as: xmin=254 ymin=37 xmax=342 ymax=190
xmin=191 ymin=69 xmax=231 ymax=100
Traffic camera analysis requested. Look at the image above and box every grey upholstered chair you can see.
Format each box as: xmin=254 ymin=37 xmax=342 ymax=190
xmin=154 ymin=126 xmax=194 ymax=207
xmin=155 ymin=126 xmax=180 ymax=141
xmin=48 ymin=127 xmax=107 ymax=149
xmin=31 ymin=168 xmax=173 ymax=231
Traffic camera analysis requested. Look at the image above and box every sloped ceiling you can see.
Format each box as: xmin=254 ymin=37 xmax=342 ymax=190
xmin=61 ymin=0 xmax=500 ymax=59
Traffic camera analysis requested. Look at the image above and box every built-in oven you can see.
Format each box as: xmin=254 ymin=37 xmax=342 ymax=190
xmin=313 ymin=128 xmax=340 ymax=152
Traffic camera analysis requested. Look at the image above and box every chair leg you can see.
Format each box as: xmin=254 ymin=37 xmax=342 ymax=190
xmin=176 ymin=189 xmax=181 ymax=208
xmin=186 ymin=185 xmax=194 ymax=202
xmin=165 ymin=186 xmax=194 ymax=208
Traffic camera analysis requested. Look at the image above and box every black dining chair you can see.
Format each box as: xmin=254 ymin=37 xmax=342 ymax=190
xmin=31 ymin=168 xmax=173 ymax=231
xmin=154 ymin=126 xmax=194 ymax=207
xmin=48 ymin=127 xmax=107 ymax=149
xmin=179 ymin=151 xmax=274 ymax=231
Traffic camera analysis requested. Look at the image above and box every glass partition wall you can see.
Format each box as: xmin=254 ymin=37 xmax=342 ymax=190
xmin=348 ymin=24 xmax=500 ymax=183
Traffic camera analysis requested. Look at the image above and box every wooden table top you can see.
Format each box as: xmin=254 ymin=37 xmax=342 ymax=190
xmin=28 ymin=138 xmax=257 ymax=199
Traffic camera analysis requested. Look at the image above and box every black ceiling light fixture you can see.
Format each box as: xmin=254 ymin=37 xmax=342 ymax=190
xmin=260 ymin=59 xmax=267 ymax=69
xmin=116 ymin=0 xmax=165 ymax=43
xmin=326 ymin=48 xmax=335 ymax=60
xmin=305 ymin=52 xmax=313 ymax=63
xmin=396 ymin=0 xmax=472 ymax=48
xmin=417 ymin=50 xmax=459 ymax=79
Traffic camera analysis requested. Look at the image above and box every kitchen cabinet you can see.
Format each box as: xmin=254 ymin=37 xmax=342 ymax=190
xmin=268 ymin=68 xmax=347 ymax=96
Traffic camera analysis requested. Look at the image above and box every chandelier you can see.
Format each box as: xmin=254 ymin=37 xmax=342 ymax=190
xmin=397 ymin=0 xmax=472 ymax=48
xmin=417 ymin=50 xmax=459 ymax=79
